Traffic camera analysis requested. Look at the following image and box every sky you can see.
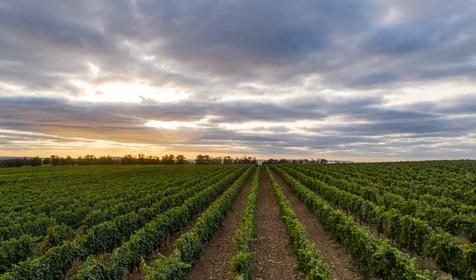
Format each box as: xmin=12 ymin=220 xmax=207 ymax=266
xmin=0 ymin=0 xmax=476 ymax=161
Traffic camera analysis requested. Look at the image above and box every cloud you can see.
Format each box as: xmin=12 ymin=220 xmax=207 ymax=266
xmin=0 ymin=0 xmax=475 ymax=160
xmin=1 ymin=92 xmax=475 ymax=159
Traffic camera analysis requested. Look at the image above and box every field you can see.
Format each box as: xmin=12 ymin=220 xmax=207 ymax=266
xmin=0 ymin=161 xmax=475 ymax=280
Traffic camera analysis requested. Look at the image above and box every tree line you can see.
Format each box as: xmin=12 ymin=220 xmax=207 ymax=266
xmin=195 ymin=155 xmax=257 ymax=164
xmin=0 ymin=154 xmax=258 ymax=167
xmin=263 ymin=158 xmax=328 ymax=164
xmin=0 ymin=155 xmax=330 ymax=168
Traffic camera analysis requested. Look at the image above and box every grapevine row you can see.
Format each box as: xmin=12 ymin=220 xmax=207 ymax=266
xmin=74 ymin=166 xmax=253 ymax=280
xmin=277 ymin=165 xmax=475 ymax=279
xmin=271 ymin=165 xmax=442 ymax=280
xmin=230 ymin=166 xmax=260 ymax=280
xmin=0 ymin=167 xmax=213 ymax=240
xmin=290 ymin=164 xmax=476 ymax=242
xmin=266 ymin=166 xmax=330 ymax=279
xmin=0 ymin=167 xmax=233 ymax=274
xmin=144 ymin=166 xmax=255 ymax=279
xmin=312 ymin=165 xmax=475 ymax=215
xmin=0 ymin=166 xmax=245 ymax=280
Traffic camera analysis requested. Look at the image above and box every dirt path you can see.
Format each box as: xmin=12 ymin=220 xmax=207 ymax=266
xmin=189 ymin=169 xmax=256 ymax=280
xmin=251 ymin=169 xmax=303 ymax=280
xmin=271 ymin=170 xmax=363 ymax=280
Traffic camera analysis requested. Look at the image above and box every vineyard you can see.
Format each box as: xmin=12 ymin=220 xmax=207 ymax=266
xmin=0 ymin=161 xmax=475 ymax=280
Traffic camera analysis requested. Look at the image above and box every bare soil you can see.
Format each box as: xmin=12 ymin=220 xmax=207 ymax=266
xmin=189 ymin=169 xmax=256 ymax=280
xmin=458 ymin=234 xmax=470 ymax=245
xmin=63 ymin=258 xmax=84 ymax=280
xmin=251 ymin=169 xmax=303 ymax=280
xmin=271 ymin=170 xmax=363 ymax=280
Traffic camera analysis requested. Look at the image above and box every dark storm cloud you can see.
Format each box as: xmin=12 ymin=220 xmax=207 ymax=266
xmin=1 ymin=0 xmax=476 ymax=159
xmin=131 ymin=0 xmax=373 ymax=79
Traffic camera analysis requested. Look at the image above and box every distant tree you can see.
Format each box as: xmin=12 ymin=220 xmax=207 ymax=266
xmin=176 ymin=154 xmax=186 ymax=164
xmin=223 ymin=156 xmax=233 ymax=164
xmin=50 ymin=155 xmax=60 ymax=166
xmin=195 ymin=154 xmax=210 ymax=164
xmin=31 ymin=156 xmax=42 ymax=167
xmin=262 ymin=159 xmax=274 ymax=164
xmin=98 ymin=155 xmax=113 ymax=164
xmin=137 ymin=154 xmax=146 ymax=164
xmin=83 ymin=154 xmax=96 ymax=165
xmin=210 ymin=157 xmax=222 ymax=164
xmin=121 ymin=154 xmax=135 ymax=165
xmin=145 ymin=155 xmax=156 ymax=164
xmin=0 ymin=153 xmax=263 ymax=168
xmin=161 ymin=154 xmax=175 ymax=164
xmin=65 ymin=156 xmax=73 ymax=165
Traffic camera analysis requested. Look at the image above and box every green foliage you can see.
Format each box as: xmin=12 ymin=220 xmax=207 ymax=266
xmin=0 ymin=235 xmax=37 ymax=273
xmin=289 ymin=163 xmax=476 ymax=243
xmin=9 ymin=241 xmax=82 ymax=280
xmin=72 ymin=166 xmax=252 ymax=280
xmin=272 ymin=165 xmax=442 ymax=280
xmin=1 ymin=161 xmax=474 ymax=280
xmin=143 ymin=256 xmax=190 ymax=280
xmin=145 ymin=166 xmax=255 ymax=279
xmin=230 ymin=167 xmax=260 ymax=280
xmin=0 ymin=165 xmax=242 ymax=279
xmin=110 ymin=167 xmax=250 ymax=276
xmin=231 ymin=251 xmax=253 ymax=279
xmin=41 ymin=224 xmax=75 ymax=249
xmin=0 ymin=215 xmax=55 ymax=241
xmin=74 ymin=257 xmax=108 ymax=280
xmin=266 ymin=166 xmax=330 ymax=280
xmin=278 ymin=164 xmax=474 ymax=279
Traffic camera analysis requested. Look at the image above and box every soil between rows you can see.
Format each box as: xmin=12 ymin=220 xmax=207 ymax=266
xmin=251 ymin=168 xmax=303 ymax=280
xmin=271 ymin=169 xmax=363 ymax=280
xmin=189 ymin=169 xmax=256 ymax=280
